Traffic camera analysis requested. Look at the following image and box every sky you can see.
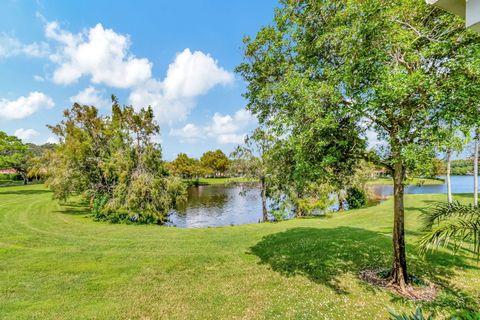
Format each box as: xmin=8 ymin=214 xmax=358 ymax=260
xmin=0 ymin=0 xmax=278 ymax=160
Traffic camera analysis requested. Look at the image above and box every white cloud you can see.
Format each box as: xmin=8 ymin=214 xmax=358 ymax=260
xmin=42 ymin=20 xmax=233 ymax=123
xmin=129 ymin=48 xmax=234 ymax=123
xmin=70 ymin=86 xmax=109 ymax=108
xmin=169 ymin=123 xmax=203 ymax=143
xmin=0 ymin=92 xmax=54 ymax=120
xmin=33 ymin=75 xmax=45 ymax=82
xmin=14 ymin=128 xmax=39 ymax=143
xmin=163 ymin=49 xmax=234 ymax=99
xmin=45 ymin=22 xmax=152 ymax=88
xmin=0 ymin=33 xmax=49 ymax=58
xmin=170 ymin=109 xmax=255 ymax=145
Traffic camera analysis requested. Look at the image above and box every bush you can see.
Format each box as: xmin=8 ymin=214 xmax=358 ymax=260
xmin=346 ymin=187 xmax=367 ymax=209
xmin=389 ymin=307 xmax=433 ymax=320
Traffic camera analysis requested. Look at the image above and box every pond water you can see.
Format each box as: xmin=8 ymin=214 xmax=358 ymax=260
xmin=167 ymin=175 xmax=476 ymax=228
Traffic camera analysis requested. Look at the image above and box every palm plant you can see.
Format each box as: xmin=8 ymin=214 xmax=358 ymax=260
xmin=389 ymin=307 xmax=433 ymax=320
xmin=419 ymin=201 xmax=480 ymax=259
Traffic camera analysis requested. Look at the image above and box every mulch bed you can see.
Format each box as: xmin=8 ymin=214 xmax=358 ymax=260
xmin=359 ymin=268 xmax=439 ymax=301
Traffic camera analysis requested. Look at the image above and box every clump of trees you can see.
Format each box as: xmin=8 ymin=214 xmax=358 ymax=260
xmin=0 ymin=132 xmax=31 ymax=184
xmin=0 ymin=132 xmax=54 ymax=184
xmin=45 ymin=97 xmax=186 ymax=224
xmin=237 ymin=0 xmax=480 ymax=291
xmin=168 ymin=149 xmax=230 ymax=181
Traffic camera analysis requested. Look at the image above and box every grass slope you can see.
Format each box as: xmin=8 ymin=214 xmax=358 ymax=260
xmin=367 ymin=177 xmax=444 ymax=185
xmin=0 ymin=185 xmax=478 ymax=319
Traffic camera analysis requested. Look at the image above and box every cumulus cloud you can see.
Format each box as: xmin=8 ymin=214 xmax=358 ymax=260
xmin=14 ymin=128 xmax=39 ymax=142
xmin=43 ymin=20 xmax=233 ymax=123
xmin=170 ymin=109 xmax=255 ymax=145
xmin=206 ymin=109 xmax=255 ymax=144
xmin=70 ymin=86 xmax=110 ymax=108
xmin=45 ymin=22 xmax=152 ymax=88
xmin=169 ymin=123 xmax=203 ymax=143
xmin=129 ymin=48 xmax=234 ymax=123
xmin=0 ymin=33 xmax=49 ymax=58
xmin=0 ymin=92 xmax=54 ymax=120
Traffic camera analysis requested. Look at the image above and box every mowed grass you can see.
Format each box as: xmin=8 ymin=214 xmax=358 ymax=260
xmin=367 ymin=177 xmax=445 ymax=185
xmin=185 ymin=177 xmax=257 ymax=185
xmin=0 ymin=185 xmax=478 ymax=319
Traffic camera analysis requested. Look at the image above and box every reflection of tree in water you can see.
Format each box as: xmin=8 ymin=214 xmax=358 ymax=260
xmin=176 ymin=185 xmax=229 ymax=213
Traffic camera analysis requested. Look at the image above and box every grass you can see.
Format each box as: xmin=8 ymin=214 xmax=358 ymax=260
xmin=367 ymin=177 xmax=445 ymax=185
xmin=185 ymin=177 xmax=257 ymax=186
xmin=0 ymin=185 xmax=478 ymax=319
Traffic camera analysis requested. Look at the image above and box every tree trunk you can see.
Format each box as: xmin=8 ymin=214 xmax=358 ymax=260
xmin=261 ymin=177 xmax=268 ymax=222
xmin=474 ymin=129 xmax=479 ymax=208
xmin=446 ymin=148 xmax=452 ymax=204
xmin=391 ymin=164 xmax=408 ymax=291
xmin=337 ymin=190 xmax=345 ymax=211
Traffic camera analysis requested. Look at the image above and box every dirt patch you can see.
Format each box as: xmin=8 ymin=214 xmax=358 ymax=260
xmin=359 ymin=268 xmax=439 ymax=301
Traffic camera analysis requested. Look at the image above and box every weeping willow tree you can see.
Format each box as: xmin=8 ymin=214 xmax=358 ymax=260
xmin=46 ymin=96 xmax=186 ymax=224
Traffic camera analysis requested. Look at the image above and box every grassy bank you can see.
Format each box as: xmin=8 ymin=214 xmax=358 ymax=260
xmin=0 ymin=184 xmax=478 ymax=319
xmin=367 ymin=177 xmax=444 ymax=185
xmin=184 ymin=177 xmax=257 ymax=186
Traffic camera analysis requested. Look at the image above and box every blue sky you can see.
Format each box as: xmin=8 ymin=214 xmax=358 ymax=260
xmin=0 ymin=0 xmax=278 ymax=160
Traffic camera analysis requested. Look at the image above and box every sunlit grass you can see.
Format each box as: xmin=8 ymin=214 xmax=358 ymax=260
xmin=367 ymin=177 xmax=444 ymax=185
xmin=0 ymin=184 xmax=478 ymax=319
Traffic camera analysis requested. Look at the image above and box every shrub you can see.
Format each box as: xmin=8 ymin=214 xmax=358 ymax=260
xmin=389 ymin=307 xmax=433 ymax=320
xmin=346 ymin=187 xmax=367 ymax=209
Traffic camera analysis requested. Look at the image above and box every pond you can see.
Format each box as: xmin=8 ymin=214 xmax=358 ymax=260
xmin=167 ymin=175 xmax=476 ymax=228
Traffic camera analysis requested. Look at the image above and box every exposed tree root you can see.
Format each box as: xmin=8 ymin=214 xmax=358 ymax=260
xmin=359 ymin=268 xmax=439 ymax=301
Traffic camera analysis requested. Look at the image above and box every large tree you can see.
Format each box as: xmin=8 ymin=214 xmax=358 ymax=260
xmin=237 ymin=0 xmax=480 ymax=290
xmin=46 ymin=97 xmax=186 ymax=224
xmin=0 ymin=132 xmax=31 ymax=184
xmin=200 ymin=150 xmax=230 ymax=177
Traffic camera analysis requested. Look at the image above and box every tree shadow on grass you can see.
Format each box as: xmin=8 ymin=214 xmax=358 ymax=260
xmin=0 ymin=188 xmax=51 ymax=195
xmin=249 ymin=226 xmax=479 ymax=310
xmin=55 ymin=201 xmax=91 ymax=216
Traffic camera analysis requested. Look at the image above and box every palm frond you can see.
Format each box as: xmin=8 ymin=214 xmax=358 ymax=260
xmin=419 ymin=202 xmax=480 ymax=260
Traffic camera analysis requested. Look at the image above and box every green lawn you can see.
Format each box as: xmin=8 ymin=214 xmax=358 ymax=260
xmin=185 ymin=177 xmax=257 ymax=185
xmin=367 ymin=177 xmax=445 ymax=185
xmin=0 ymin=185 xmax=478 ymax=319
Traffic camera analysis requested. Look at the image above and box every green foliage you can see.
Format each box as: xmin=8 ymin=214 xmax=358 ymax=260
xmin=46 ymin=97 xmax=186 ymax=224
xmin=389 ymin=307 xmax=433 ymax=320
xmin=0 ymin=131 xmax=31 ymax=183
xmin=419 ymin=201 xmax=480 ymax=259
xmin=450 ymin=159 xmax=476 ymax=176
xmin=346 ymin=187 xmax=368 ymax=210
xmin=200 ymin=149 xmax=229 ymax=177
xmin=237 ymin=0 xmax=480 ymax=287
xmin=169 ymin=153 xmax=205 ymax=179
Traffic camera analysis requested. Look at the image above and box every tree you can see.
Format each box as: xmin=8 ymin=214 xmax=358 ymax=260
xmin=0 ymin=131 xmax=31 ymax=184
xmin=200 ymin=150 xmax=229 ymax=177
xmin=231 ymin=128 xmax=274 ymax=222
xmin=170 ymin=153 xmax=204 ymax=180
xmin=437 ymin=125 xmax=468 ymax=204
xmin=46 ymin=97 xmax=186 ymax=224
xmin=237 ymin=0 xmax=480 ymax=290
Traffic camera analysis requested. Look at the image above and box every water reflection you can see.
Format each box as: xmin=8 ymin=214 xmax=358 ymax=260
xmin=168 ymin=184 xmax=264 ymax=228
xmin=168 ymin=176 xmax=476 ymax=228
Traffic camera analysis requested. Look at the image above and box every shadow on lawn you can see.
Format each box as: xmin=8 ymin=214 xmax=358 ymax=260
xmin=250 ymin=226 xmax=479 ymax=310
xmin=56 ymin=201 xmax=91 ymax=216
xmin=0 ymin=188 xmax=51 ymax=195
